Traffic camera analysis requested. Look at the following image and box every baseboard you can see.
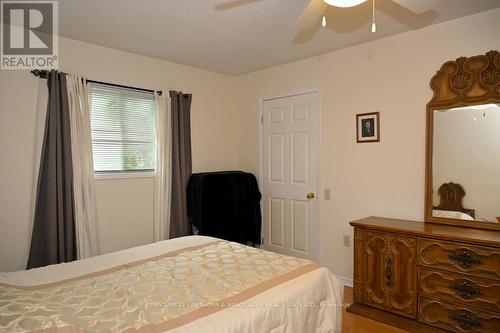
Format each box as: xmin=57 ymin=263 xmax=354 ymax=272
xmin=336 ymin=275 xmax=353 ymax=287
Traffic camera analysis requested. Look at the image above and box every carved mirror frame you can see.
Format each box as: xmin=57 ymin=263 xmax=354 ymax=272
xmin=425 ymin=50 xmax=500 ymax=230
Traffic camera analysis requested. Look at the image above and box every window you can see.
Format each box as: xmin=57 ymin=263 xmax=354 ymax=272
xmin=90 ymin=83 xmax=156 ymax=176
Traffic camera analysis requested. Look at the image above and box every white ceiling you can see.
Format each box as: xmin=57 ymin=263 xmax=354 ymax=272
xmin=58 ymin=0 xmax=500 ymax=75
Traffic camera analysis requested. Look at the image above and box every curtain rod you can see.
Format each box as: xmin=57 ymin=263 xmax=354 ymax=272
xmin=31 ymin=69 xmax=162 ymax=96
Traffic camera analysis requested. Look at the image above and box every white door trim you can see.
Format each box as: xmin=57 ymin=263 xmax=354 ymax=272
xmin=258 ymin=88 xmax=322 ymax=262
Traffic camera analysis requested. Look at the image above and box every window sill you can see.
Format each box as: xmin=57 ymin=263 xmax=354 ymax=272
xmin=94 ymin=171 xmax=155 ymax=180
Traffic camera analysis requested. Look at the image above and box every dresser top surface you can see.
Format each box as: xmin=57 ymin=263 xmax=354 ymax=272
xmin=350 ymin=216 xmax=500 ymax=246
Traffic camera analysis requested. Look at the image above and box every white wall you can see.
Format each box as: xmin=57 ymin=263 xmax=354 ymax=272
xmin=234 ymin=9 xmax=500 ymax=281
xmin=0 ymin=37 xmax=237 ymax=272
xmin=433 ymin=105 xmax=500 ymax=222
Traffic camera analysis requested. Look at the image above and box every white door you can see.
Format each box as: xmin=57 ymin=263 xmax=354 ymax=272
xmin=261 ymin=92 xmax=319 ymax=261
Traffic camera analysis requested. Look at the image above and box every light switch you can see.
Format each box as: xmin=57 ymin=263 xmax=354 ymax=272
xmin=343 ymin=235 xmax=351 ymax=247
xmin=324 ymin=188 xmax=331 ymax=200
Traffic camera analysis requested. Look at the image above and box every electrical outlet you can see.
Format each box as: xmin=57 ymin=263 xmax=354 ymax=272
xmin=324 ymin=188 xmax=331 ymax=200
xmin=343 ymin=235 xmax=351 ymax=247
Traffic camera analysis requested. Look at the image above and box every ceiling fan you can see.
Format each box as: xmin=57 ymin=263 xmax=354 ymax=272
xmin=297 ymin=0 xmax=439 ymax=33
xmin=216 ymin=0 xmax=440 ymax=33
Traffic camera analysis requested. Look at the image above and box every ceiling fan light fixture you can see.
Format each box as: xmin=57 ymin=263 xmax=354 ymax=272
xmin=324 ymin=0 xmax=366 ymax=8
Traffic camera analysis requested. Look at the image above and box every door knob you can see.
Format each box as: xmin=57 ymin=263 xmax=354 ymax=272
xmin=307 ymin=192 xmax=315 ymax=199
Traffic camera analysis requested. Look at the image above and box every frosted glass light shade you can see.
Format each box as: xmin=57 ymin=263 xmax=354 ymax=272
xmin=324 ymin=0 xmax=366 ymax=7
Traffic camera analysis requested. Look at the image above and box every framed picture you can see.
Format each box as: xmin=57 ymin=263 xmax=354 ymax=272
xmin=356 ymin=112 xmax=380 ymax=143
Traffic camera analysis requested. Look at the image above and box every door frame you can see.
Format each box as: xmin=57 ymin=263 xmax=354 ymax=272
xmin=258 ymin=88 xmax=322 ymax=262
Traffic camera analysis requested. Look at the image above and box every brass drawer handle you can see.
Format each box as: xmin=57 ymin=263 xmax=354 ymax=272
xmin=448 ymin=251 xmax=482 ymax=269
xmin=449 ymin=311 xmax=480 ymax=330
xmin=449 ymin=281 xmax=481 ymax=299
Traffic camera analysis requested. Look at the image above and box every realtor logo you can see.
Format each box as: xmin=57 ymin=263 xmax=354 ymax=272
xmin=1 ymin=0 xmax=58 ymax=69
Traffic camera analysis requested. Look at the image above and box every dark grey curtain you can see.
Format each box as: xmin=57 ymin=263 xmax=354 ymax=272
xmin=27 ymin=70 xmax=76 ymax=269
xmin=169 ymin=91 xmax=192 ymax=238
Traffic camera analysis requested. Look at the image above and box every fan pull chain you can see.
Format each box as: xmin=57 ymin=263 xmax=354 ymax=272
xmin=322 ymin=1 xmax=327 ymax=27
xmin=371 ymin=0 xmax=377 ymax=32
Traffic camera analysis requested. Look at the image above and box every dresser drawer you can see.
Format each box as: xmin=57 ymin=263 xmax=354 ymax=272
xmin=419 ymin=297 xmax=500 ymax=333
xmin=418 ymin=239 xmax=500 ymax=280
xmin=419 ymin=267 xmax=500 ymax=313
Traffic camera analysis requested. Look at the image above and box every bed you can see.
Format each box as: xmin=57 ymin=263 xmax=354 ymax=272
xmin=0 ymin=236 xmax=343 ymax=332
xmin=432 ymin=182 xmax=475 ymax=220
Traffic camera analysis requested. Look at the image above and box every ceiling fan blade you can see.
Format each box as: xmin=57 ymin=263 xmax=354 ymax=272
xmin=391 ymin=0 xmax=440 ymax=14
xmin=214 ymin=0 xmax=263 ymax=11
xmin=295 ymin=0 xmax=324 ymax=32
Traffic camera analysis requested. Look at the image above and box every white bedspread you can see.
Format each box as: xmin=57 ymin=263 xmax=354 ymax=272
xmin=433 ymin=209 xmax=474 ymax=221
xmin=0 ymin=236 xmax=343 ymax=332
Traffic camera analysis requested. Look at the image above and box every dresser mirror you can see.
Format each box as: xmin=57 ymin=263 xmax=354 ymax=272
xmin=425 ymin=50 xmax=500 ymax=230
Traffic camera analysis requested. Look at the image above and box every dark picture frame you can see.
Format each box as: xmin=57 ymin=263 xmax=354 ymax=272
xmin=356 ymin=112 xmax=380 ymax=143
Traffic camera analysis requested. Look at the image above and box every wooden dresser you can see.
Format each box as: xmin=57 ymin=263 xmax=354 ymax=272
xmin=348 ymin=216 xmax=500 ymax=333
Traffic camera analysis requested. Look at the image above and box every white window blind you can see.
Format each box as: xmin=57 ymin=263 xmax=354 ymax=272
xmin=90 ymin=83 xmax=156 ymax=173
